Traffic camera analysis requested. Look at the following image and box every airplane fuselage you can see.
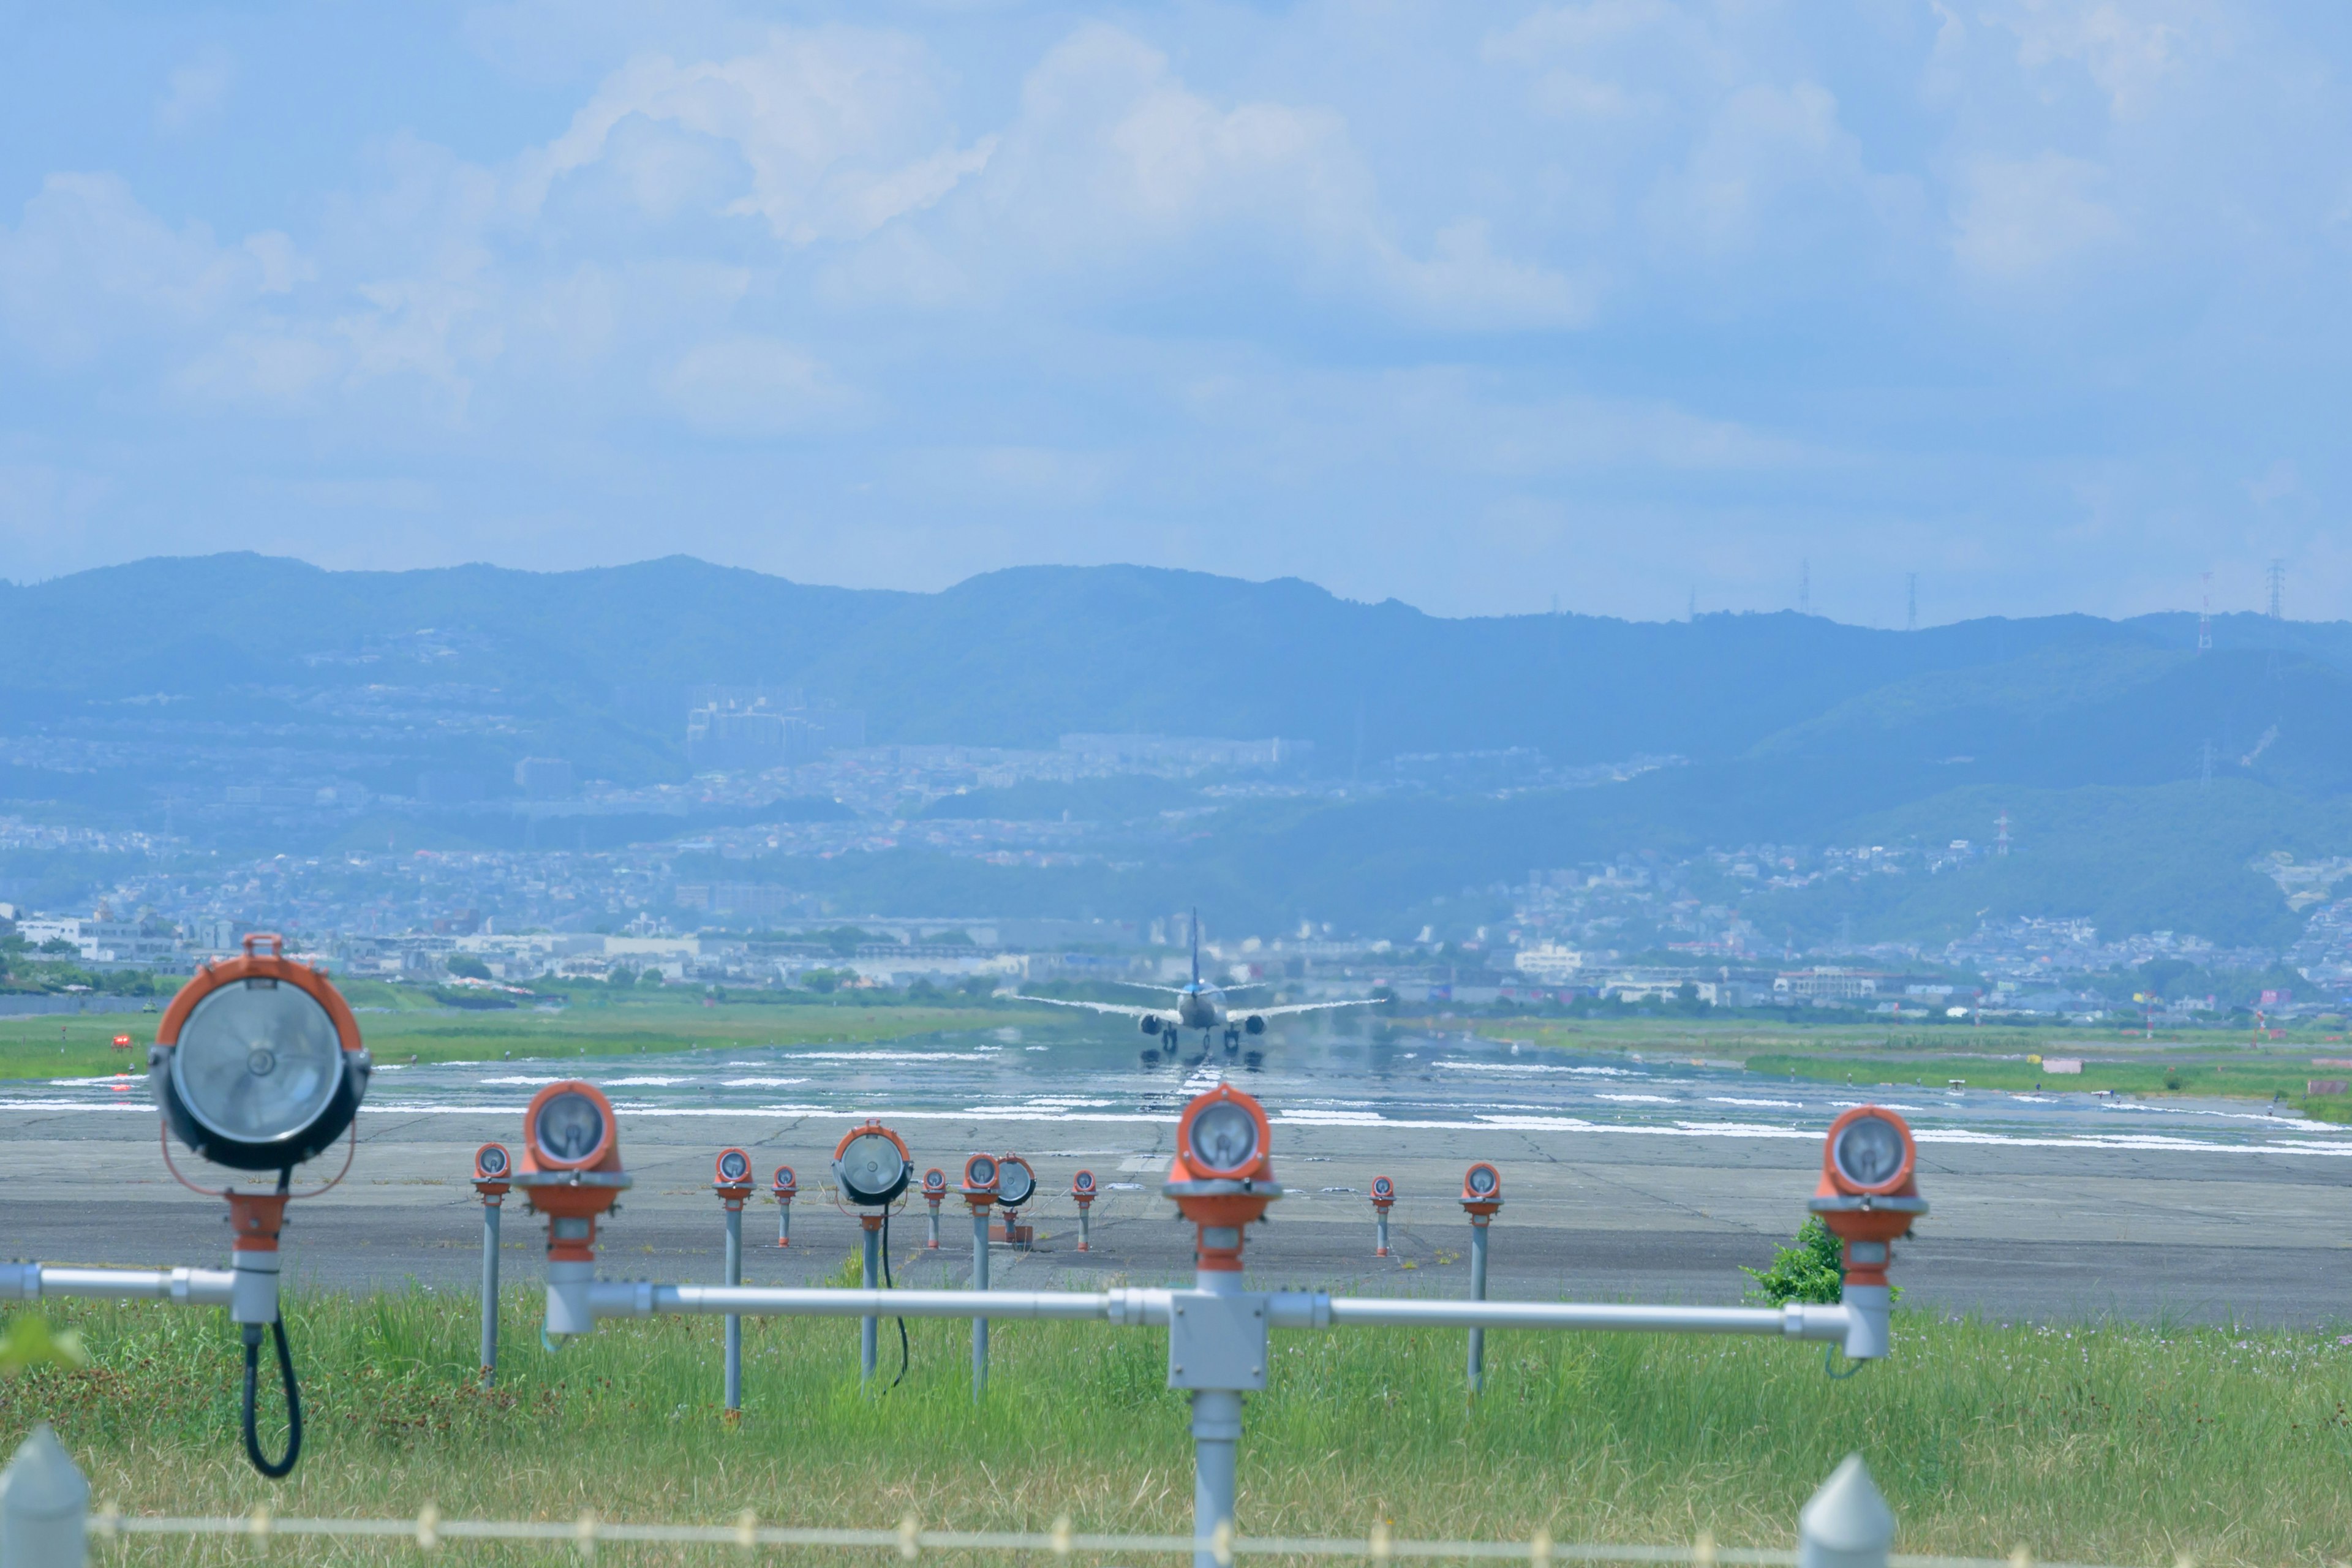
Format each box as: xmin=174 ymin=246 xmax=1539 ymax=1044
xmin=1174 ymin=984 xmax=1225 ymax=1033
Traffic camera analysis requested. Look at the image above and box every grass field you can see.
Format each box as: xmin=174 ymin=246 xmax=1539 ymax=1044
xmin=0 ymin=993 xmax=1020 ymax=1083
xmin=7 ymin=1283 xmax=2352 ymax=1567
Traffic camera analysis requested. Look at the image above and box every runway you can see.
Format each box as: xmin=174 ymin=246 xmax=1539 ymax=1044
xmin=5 ymin=1025 xmax=2347 ymax=1327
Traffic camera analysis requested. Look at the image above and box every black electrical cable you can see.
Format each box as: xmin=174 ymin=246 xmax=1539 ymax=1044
xmin=241 ymin=1317 xmax=302 ymax=1478
xmin=880 ymin=1212 xmax=910 ymax=1390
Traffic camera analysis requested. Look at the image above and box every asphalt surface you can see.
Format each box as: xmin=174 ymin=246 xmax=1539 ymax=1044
xmin=6 ymin=1025 xmax=2348 ymax=1327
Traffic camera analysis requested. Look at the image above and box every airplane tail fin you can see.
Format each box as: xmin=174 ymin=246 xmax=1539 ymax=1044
xmin=1190 ymin=908 xmax=1200 ymax=987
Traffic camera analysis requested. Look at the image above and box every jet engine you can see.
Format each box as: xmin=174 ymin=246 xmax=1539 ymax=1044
xmin=1244 ymin=1015 xmax=1265 ymax=1035
xmin=1140 ymin=1015 xmax=1161 ymax=1035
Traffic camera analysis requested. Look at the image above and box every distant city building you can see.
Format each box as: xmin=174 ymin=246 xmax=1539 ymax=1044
xmin=686 ymin=690 xmax=865 ymax=771
xmin=1058 ymin=734 xmax=1311 ymax=768
xmin=1513 ymin=942 xmax=1584 ymax=981
xmin=514 ymin=758 xmax=576 ymax=800
xmin=1773 ymin=967 xmax=1888 ymax=1001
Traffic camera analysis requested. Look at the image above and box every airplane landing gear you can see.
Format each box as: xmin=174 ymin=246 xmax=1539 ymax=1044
xmin=1223 ymin=1027 xmax=1241 ymax=1052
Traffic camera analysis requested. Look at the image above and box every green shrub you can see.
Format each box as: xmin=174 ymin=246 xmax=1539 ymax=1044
xmin=1741 ymin=1217 xmax=1844 ymax=1305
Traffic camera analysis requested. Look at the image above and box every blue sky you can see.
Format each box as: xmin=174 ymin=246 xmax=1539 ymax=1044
xmin=0 ymin=1 xmax=2345 ymax=624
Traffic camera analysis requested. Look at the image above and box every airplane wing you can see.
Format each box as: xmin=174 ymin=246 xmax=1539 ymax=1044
xmin=1009 ymin=993 xmax=1175 ymax=1023
xmin=1250 ymin=998 xmax=1385 ymax=1018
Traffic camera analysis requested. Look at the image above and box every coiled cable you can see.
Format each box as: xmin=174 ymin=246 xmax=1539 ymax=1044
xmin=241 ymin=1318 xmax=302 ymax=1478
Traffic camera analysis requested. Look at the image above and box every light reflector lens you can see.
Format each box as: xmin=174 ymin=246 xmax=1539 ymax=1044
xmin=1833 ymin=1114 xmax=1905 ymax=1189
xmin=1189 ymin=1102 xmax=1258 ymax=1172
xmin=840 ymin=1133 xmax=907 ymax=1203
xmin=535 ymin=1090 xmax=606 ymax=1164
xmin=172 ymin=980 xmax=341 ymax=1145
xmin=996 ymin=1159 xmax=1035 ymax=1207
xmin=718 ymin=1149 xmax=750 ymax=1182
xmin=1467 ymin=1165 xmax=1498 ymax=1196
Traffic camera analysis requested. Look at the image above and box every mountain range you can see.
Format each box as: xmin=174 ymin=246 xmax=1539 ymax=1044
xmin=3 ymin=553 xmax=2347 ymax=948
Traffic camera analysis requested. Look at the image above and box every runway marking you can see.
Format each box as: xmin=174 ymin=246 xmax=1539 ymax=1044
xmin=8 ymin=1100 xmax=2352 ymax=1161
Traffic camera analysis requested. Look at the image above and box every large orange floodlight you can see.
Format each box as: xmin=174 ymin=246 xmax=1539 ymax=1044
xmin=153 ymin=933 xmax=370 ymax=1172
xmin=832 ymin=1119 xmax=913 ymax=1208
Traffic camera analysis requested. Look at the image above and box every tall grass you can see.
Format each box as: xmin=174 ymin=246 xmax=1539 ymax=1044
xmin=7 ymin=1283 xmax=2352 ymax=1566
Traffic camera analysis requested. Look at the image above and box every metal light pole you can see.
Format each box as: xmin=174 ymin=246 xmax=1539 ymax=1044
xmin=859 ymin=1216 xmax=883 ymax=1385
xmin=1460 ymin=1164 xmax=1502 ymax=1397
xmin=714 ymin=1149 xmax=755 ymax=1417
xmin=471 ymin=1145 xmax=511 ymax=1387
xmin=960 ymin=1153 xmax=999 ymax=1401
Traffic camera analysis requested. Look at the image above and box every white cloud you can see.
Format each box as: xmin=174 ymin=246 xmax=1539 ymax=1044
xmin=1951 ymin=153 xmax=2124 ymax=278
xmin=522 ymin=27 xmax=992 ymax=244
xmin=156 ymin=48 xmax=235 ymax=136
xmin=0 ymin=173 xmax=304 ymax=364
xmin=1986 ymin=0 xmax=2205 ymax=121
xmin=658 ymin=336 xmax=860 ymax=434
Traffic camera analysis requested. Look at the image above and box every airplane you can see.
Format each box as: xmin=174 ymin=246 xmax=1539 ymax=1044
xmin=1012 ymin=910 xmax=1382 ymax=1056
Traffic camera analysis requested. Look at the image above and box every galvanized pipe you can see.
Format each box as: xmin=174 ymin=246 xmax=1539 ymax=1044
xmin=1324 ymin=1298 xmax=1853 ymax=1339
xmin=1190 ymin=1266 xmax=1246 ymax=1568
xmin=859 ymin=1223 xmax=882 ymax=1385
xmin=1467 ymin=1222 xmax=1489 ymax=1395
xmin=0 ymin=1264 xmax=236 ymax=1306
xmin=723 ymin=1205 xmax=744 ymax=1414
xmin=971 ymin=1209 xmax=990 ymax=1400
xmin=586 ymin=1283 xmax=1156 ymax=1322
xmin=478 ymin=1205 xmax=502 ymax=1386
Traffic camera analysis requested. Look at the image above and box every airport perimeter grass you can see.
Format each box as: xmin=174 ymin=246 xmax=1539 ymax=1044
xmin=9 ymin=1286 xmax=2352 ymax=1567
xmin=0 ymin=998 xmax=1032 ymax=1082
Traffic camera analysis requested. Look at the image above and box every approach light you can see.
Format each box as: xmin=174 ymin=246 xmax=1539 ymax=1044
xmin=1460 ymin=1162 xmax=1503 ymax=1219
xmin=1072 ymin=1169 xmax=1097 ymax=1197
xmin=771 ymin=1164 xmax=797 ymax=1248
xmin=714 ymin=1147 xmax=755 ymax=1210
xmin=832 ymin=1120 xmax=913 ymax=1208
xmin=961 ymin=1153 xmax=999 ymax=1204
xmin=473 ymin=1142 xmax=511 ymax=1187
xmin=532 ymin=1088 xmax=609 ymax=1168
xmin=1370 ymin=1175 xmax=1394 ymax=1205
xmin=1164 ymin=1084 xmax=1281 ymax=1273
xmin=924 ymin=1167 xmax=949 ymax=1198
xmin=1830 ymin=1113 xmax=1908 ymax=1193
xmin=995 ymin=1155 xmax=1036 ymax=1210
xmin=152 ymin=934 xmax=370 ymax=1172
xmin=1177 ymin=1088 xmax=1270 ymax=1181
xmin=1809 ymin=1105 xmax=1927 ymax=1363
xmin=519 ymin=1081 xmax=631 ymax=1340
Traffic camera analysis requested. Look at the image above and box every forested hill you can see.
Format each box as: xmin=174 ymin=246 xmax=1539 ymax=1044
xmin=6 ymin=554 xmax=2352 ymax=947
xmin=6 ymin=552 xmax=2348 ymax=776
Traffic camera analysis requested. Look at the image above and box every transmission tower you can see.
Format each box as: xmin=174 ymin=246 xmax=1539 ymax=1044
xmin=1905 ymin=573 xmax=1917 ymax=631
xmin=2198 ymin=570 xmax=2212 ymax=651
xmin=2199 ymin=739 xmax=2215 ymax=788
xmin=2268 ymin=558 xmax=2285 ymax=620
xmin=1799 ymin=558 xmax=1811 ymax=616
xmin=1994 ymin=810 xmax=2011 ymax=858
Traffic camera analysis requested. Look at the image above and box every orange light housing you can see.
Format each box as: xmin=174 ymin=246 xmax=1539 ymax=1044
xmin=1370 ymin=1174 xmax=1395 ymax=1210
xmin=714 ymin=1146 xmax=755 ymax=1207
xmin=1071 ymin=1168 xmax=1098 ymax=1204
xmin=516 ymin=1081 xmax=629 ymax=1262
xmin=771 ymin=1164 xmax=797 ymax=1200
xmin=961 ymin=1152 xmax=999 ymax=1207
xmin=1163 ymin=1083 xmax=1281 ymax=1272
xmin=1460 ymin=1162 xmax=1503 ymax=1218
xmin=473 ymin=1142 xmax=513 ymax=1199
xmin=1809 ymin=1105 xmax=1925 ymax=1287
